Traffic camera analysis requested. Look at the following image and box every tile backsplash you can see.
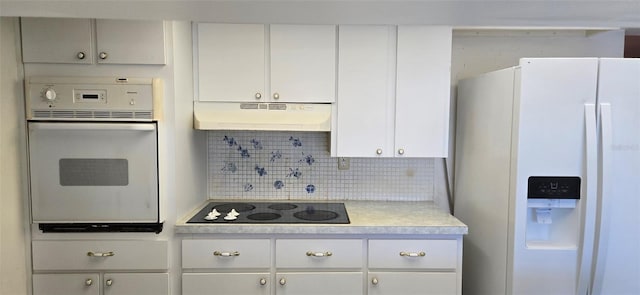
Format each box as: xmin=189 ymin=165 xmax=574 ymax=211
xmin=208 ymin=131 xmax=434 ymax=201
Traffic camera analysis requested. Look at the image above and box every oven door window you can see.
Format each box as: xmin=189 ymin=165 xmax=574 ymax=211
xmin=28 ymin=122 xmax=158 ymax=223
xmin=59 ymin=158 xmax=129 ymax=186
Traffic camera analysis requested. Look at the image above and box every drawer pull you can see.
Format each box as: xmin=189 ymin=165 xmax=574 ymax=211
xmin=213 ymin=251 xmax=240 ymax=257
xmin=87 ymin=251 xmax=115 ymax=257
xmin=85 ymin=278 xmax=93 ymax=286
xmin=399 ymin=251 xmax=426 ymax=257
xmin=306 ymin=251 xmax=332 ymax=257
xmin=279 ymin=278 xmax=286 ymax=285
xmin=371 ymin=277 xmax=379 ymax=285
xmin=105 ymin=279 xmax=113 ymax=286
xmin=259 ymin=278 xmax=267 ymax=286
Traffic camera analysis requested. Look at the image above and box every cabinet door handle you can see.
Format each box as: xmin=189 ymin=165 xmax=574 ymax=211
xmin=105 ymin=279 xmax=113 ymax=287
xmin=279 ymin=278 xmax=286 ymax=285
xmin=213 ymin=251 xmax=240 ymax=257
xmin=397 ymin=148 xmax=405 ymax=155
xmin=306 ymin=251 xmax=332 ymax=257
xmin=99 ymin=52 xmax=108 ymax=60
xmin=87 ymin=251 xmax=115 ymax=257
xmin=273 ymin=93 xmax=280 ymax=100
xmin=85 ymin=278 xmax=93 ymax=286
xmin=76 ymin=52 xmax=86 ymax=60
xmin=255 ymin=92 xmax=262 ymax=99
xmin=259 ymin=278 xmax=267 ymax=286
xmin=376 ymin=148 xmax=383 ymax=155
xmin=399 ymin=251 xmax=426 ymax=257
xmin=371 ymin=277 xmax=379 ymax=285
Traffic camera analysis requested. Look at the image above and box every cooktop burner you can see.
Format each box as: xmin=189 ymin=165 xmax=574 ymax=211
xmin=187 ymin=202 xmax=350 ymax=224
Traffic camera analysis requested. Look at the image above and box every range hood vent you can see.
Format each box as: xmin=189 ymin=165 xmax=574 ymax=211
xmin=194 ymin=102 xmax=333 ymax=131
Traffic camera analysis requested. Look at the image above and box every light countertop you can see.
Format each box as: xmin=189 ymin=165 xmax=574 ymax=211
xmin=175 ymin=200 xmax=468 ymax=235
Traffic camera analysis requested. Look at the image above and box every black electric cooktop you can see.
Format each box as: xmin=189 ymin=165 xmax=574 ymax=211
xmin=187 ymin=201 xmax=350 ymax=224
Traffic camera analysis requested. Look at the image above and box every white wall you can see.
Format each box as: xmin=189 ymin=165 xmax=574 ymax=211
xmin=0 ymin=17 xmax=28 ymax=295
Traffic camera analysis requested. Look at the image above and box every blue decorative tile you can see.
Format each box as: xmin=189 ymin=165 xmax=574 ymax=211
xmin=270 ymin=150 xmax=282 ymax=162
xmin=300 ymin=154 xmax=315 ymax=166
xmin=237 ymin=146 xmax=250 ymax=158
xmin=221 ymin=162 xmax=237 ymax=173
xmin=306 ymin=184 xmax=316 ymax=194
xmin=255 ymin=165 xmax=267 ymax=176
xmin=273 ymin=180 xmax=285 ymax=190
xmin=286 ymin=168 xmax=302 ymax=179
xmin=250 ymin=139 xmax=263 ymax=150
xmin=223 ymin=136 xmax=237 ymax=147
xmin=289 ymin=136 xmax=302 ymax=147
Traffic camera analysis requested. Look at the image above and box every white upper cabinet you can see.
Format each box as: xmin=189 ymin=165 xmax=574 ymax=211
xmin=21 ymin=18 xmax=166 ymax=65
xmin=21 ymin=18 xmax=93 ymax=64
xmin=95 ymin=19 xmax=166 ymax=65
xmin=336 ymin=25 xmax=395 ymax=157
xmin=270 ymin=25 xmax=336 ymax=103
xmin=196 ymin=23 xmax=336 ymax=103
xmin=197 ymin=24 xmax=265 ymax=102
xmin=395 ymin=26 xmax=451 ymax=158
xmin=334 ymin=25 xmax=452 ymax=158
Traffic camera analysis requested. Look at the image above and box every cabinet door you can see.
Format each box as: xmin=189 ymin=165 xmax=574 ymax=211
xmin=395 ymin=26 xmax=452 ymax=157
xmin=270 ymin=25 xmax=336 ymax=103
xmin=183 ymin=273 xmax=270 ymax=295
xmin=96 ymin=19 xmax=166 ymax=65
xmin=276 ymin=272 xmax=363 ymax=295
xmin=33 ymin=273 xmax=100 ymax=295
xmin=197 ymin=23 xmax=266 ymax=102
xmin=103 ymin=273 xmax=168 ymax=295
xmin=21 ymin=18 xmax=93 ymax=64
xmin=335 ymin=25 xmax=394 ymax=157
xmin=368 ymin=272 xmax=457 ymax=295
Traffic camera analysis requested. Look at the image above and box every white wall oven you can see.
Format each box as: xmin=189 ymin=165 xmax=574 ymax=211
xmin=26 ymin=77 xmax=163 ymax=233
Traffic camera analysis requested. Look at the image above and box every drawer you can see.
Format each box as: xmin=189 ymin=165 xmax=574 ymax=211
xmin=182 ymin=239 xmax=270 ymax=269
xmin=276 ymin=239 xmax=363 ymax=269
xmin=32 ymin=240 xmax=168 ymax=271
xmin=368 ymin=239 xmax=457 ymax=270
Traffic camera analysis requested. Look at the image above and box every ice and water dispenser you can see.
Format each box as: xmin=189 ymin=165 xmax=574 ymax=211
xmin=526 ymin=176 xmax=581 ymax=248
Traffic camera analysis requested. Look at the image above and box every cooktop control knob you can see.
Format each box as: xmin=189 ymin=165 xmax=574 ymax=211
xmin=43 ymin=87 xmax=57 ymax=102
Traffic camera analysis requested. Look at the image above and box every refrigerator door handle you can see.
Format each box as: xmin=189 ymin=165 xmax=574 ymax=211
xmin=590 ymin=103 xmax=613 ymax=295
xmin=576 ymin=103 xmax=598 ymax=295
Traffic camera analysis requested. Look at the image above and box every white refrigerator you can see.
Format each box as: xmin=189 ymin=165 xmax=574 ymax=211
xmin=454 ymin=58 xmax=639 ymax=295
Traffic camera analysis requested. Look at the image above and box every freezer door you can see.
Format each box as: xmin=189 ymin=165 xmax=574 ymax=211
xmin=592 ymin=58 xmax=640 ymax=295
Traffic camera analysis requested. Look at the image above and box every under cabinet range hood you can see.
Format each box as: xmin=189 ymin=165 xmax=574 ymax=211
xmin=193 ymin=102 xmax=333 ymax=131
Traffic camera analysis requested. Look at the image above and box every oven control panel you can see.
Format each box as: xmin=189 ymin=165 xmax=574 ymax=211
xmin=26 ymin=76 xmax=162 ymax=121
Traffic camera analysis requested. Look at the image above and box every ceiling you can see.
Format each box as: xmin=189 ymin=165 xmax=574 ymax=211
xmin=1 ymin=0 xmax=639 ymax=30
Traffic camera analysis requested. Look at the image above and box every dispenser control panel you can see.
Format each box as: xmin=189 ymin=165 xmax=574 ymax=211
xmin=527 ymin=176 xmax=581 ymax=199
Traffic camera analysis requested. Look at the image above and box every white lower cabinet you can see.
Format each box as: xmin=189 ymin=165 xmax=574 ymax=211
xmin=368 ymin=239 xmax=459 ymax=295
xmin=183 ymin=273 xmax=271 ymax=295
xmin=276 ymin=272 xmax=363 ymax=295
xmin=102 ymin=273 xmax=169 ymax=295
xmin=181 ymin=237 xmax=462 ymax=295
xmin=33 ymin=273 xmax=100 ymax=295
xmin=368 ymin=272 xmax=457 ymax=295
xmin=31 ymin=240 xmax=168 ymax=295
xmin=33 ymin=273 xmax=168 ymax=295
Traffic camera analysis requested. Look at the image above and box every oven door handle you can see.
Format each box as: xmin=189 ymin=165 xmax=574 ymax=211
xmin=29 ymin=123 xmax=156 ymax=131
